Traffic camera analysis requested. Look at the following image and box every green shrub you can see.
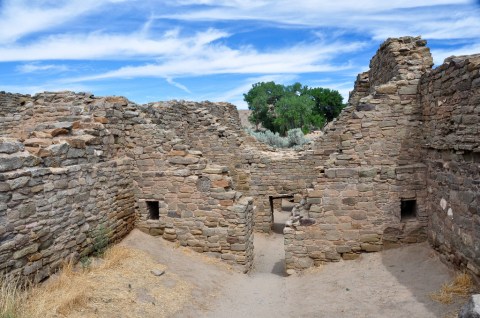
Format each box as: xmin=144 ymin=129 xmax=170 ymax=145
xmin=246 ymin=128 xmax=309 ymax=148
xmin=90 ymin=225 xmax=109 ymax=257
xmin=287 ymin=128 xmax=309 ymax=147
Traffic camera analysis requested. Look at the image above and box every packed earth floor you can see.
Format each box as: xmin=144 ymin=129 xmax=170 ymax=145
xmin=120 ymin=224 xmax=465 ymax=318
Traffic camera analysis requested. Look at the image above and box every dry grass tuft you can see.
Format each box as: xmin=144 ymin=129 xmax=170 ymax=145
xmin=100 ymin=245 xmax=133 ymax=270
xmin=0 ymin=276 xmax=27 ymax=318
xmin=430 ymin=272 xmax=474 ymax=304
xmin=2 ymin=244 xmax=193 ymax=318
xmin=24 ymin=260 xmax=88 ymax=317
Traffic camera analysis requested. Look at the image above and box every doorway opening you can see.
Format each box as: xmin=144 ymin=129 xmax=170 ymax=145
xmin=268 ymin=194 xmax=294 ymax=234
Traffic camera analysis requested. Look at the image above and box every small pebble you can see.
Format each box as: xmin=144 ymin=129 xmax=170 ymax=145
xmin=151 ymin=269 xmax=165 ymax=276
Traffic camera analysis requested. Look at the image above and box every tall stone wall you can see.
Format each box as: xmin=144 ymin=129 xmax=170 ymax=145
xmin=285 ymin=36 xmax=436 ymax=270
xmin=419 ymin=54 xmax=480 ymax=275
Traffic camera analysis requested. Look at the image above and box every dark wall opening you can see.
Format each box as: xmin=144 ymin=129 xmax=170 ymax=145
xmin=401 ymin=199 xmax=417 ymax=221
xmin=269 ymin=194 xmax=294 ymax=233
xmin=146 ymin=201 xmax=160 ymax=220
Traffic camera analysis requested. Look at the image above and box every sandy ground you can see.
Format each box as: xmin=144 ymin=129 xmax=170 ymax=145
xmin=120 ymin=210 xmax=467 ymax=318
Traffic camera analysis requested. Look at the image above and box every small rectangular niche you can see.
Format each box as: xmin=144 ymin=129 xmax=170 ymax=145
xmin=401 ymin=199 xmax=417 ymax=221
xmin=146 ymin=201 xmax=159 ymax=220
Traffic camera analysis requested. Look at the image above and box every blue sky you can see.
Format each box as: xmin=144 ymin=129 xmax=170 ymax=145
xmin=0 ymin=0 xmax=479 ymax=109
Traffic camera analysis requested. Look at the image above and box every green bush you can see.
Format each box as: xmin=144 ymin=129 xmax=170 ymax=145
xmin=287 ymin=128 xmax=309 ymax=147
xmin=246 ymin=128 xmax=309 ymax=148
xmin=90 ymin=224 xmax=109 ymax=257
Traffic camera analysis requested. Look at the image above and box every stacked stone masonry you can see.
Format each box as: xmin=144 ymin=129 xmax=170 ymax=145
xmin=0 ymin=35 xmax=479 ymax=280
xmin=285 ymin=36 xmax=479 ymax=276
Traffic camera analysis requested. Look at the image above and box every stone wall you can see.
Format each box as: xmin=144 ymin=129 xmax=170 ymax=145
xmin=284 ymin=36 xmax=437 ymax=270
xmin=419 ymin=54 xmax=480 ymax=275
xmin=0 ymin=93 xmax=259 ymax=278
xmin=132 ymin=100 xmax=318 ymax=233
xmin=0 ymin=138 xmax=136 ymax=282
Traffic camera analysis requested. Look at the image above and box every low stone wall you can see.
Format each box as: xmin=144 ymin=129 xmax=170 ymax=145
xmin=121 ymin=99 xmax=318 ymax=234
xmin=0 ymin=138 xmax=136 ymax=281
xmin=0 ymin=93 xmax=259 ymax=278
xmin=242 ymin=151 xmax=317 ymax=232
xmin=284 ymin=164 xmax=428 ymax=269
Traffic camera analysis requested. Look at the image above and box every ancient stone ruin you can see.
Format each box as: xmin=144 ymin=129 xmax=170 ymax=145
xmin=0 ymin=36 xmax=479 ymax=282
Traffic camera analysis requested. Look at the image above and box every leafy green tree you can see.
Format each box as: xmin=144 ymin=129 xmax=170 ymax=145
xmin=243 ymin=81 xmax=284 ymax=131
xmin=244 ymin=81 xmax=343 ymax=135
xmin=308 ymin=87 xmax=344 ymax=121
xmin=274 ymin=94 xmax=322 ymax=135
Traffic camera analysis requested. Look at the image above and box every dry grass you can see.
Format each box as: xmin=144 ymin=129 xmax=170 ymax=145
xmin=430 ymin=272 xmax=474 ymax=304
xmin=0 ymin=276 xmax=27 ymax=318
xmin=23 ymin=260 xmax=89 ymax=317
xmin=1 ymin=245 xmax=193 ymax=318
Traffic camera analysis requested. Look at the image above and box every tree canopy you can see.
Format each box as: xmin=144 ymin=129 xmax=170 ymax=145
xmin=244 ymin=81 xmax=344 ymax=135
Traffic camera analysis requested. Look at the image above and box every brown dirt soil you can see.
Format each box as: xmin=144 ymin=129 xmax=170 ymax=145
xmin=23 ymin=221 xmax=472 ymax=318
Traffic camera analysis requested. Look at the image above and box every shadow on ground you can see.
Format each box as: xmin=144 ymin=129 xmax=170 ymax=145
xmin=380 ymin=242 xmax=465 ymax=317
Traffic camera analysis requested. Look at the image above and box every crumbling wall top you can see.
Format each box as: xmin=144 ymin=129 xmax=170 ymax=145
xmin=369 ymin=36 xmax=433 ymax=89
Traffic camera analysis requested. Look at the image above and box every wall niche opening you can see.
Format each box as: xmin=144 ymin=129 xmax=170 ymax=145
xmin=401 ymin=199 xmax=417 ymax=221
xmin=146 ymin=201 xmax=160 ymax=220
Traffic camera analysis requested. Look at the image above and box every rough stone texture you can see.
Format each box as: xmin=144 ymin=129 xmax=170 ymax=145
xmin=459 ymin=294 xmax=480 ymax=318
xmin=420 ymin=54 xmax=480 ymax=276
xmin=284 ymin=36 xmax=479 ymax=275
xmin=0 ymin=93 xmax=259 ymax=278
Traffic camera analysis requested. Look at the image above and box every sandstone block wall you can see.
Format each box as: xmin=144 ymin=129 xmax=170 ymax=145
xmin=139 ymin=100 xmax=318 ymax=233
xmin=0 ymin=92 xmax=259 ymax=277
xmin=420 ymin=54 xmax=480 ymax=275
xmin=284 ymin=36 xmax=478 ymax=272
xmin=0 ymin=137 xmax=135 ymax=281
xmin=1 ymin=35 xmax=478 ymax=278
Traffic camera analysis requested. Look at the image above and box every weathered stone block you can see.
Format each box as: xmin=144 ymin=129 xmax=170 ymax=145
xmin=356 ymin=104 xmax=376 ymax=111
xmin=19 ymin=202 xmax=36 ymax=218
xmin=342 ymin=253 xmax=360 ymax=260
xmin=325 ymin=251 xmax=341 ymax=261
xmin=336 ymin=168 xmax=357 ymax=178
xmin=360 ymin=234 xmax=380 ymax=243
xmin=168 ymin=156 xmax=200 ymax=165
xmin=13 ymin=243 xmax=39 ymax=259
xmin=459 ymin=294 xmax=480 ymax=318
xmin=336 ymin=246 xmax=352 ymax=253
xmin=361 ymin=243 xmax=382 ymax=252
xmin=0 ymin=139 xmax=24 ymax=154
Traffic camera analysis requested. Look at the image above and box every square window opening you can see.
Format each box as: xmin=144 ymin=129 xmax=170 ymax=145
xmin=401 ymin=199 xmax=417 ymax=221
xmin=146 ymin=201 xmax=159 ymax=220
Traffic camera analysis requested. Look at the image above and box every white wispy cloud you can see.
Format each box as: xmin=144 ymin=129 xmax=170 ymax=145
xmin=0 ymin=28 xmax=229 ymax=61
xmin=431 ymin=43 xmax=480 ymax=65
xmin=0 ymin=0 xmax=129 ymax=44
xmin=165 ymin=77 xmax=191 ymax=93
xmin=1 ymin=0 xmax=479 ymax=105
xmin=17 ymin=63 xmax=69 ymax=73
xmin=63 ymin=39 xmax=361 ymax=82
xmin=162 ymin=0 xmax=479 ymax=40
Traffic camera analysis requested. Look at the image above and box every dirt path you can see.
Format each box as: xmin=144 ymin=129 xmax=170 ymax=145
xmin=122 ymin=220 xmax=464 ymax=318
